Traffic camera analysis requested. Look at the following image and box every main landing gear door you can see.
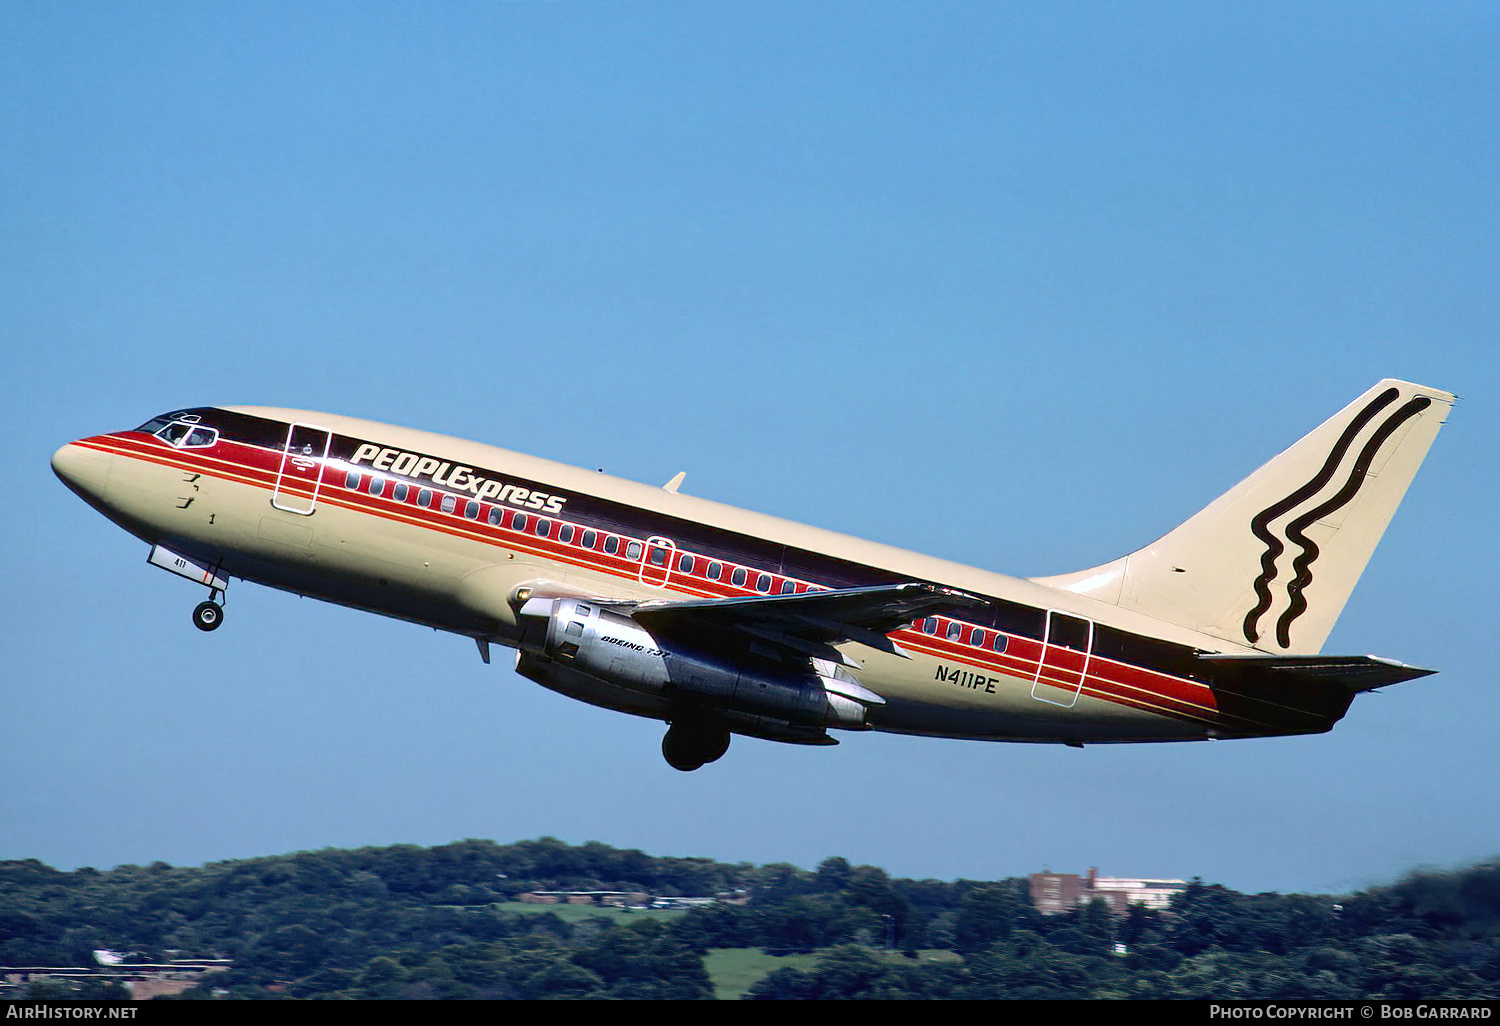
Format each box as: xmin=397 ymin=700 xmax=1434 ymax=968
xmin=271 ymin=423 xmax=332 ymax=515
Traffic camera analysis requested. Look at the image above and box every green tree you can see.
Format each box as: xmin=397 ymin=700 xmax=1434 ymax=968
xmin=960 ymin=930 xmax=1109 ymax=999
xmin=572 ymin=919 xmax=712 ymax=999
xmin=953 ymin=882 xmax=1027 ymax=955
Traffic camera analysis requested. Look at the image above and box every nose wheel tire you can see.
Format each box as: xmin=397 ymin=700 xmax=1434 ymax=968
xmin=192 ymin=600 xmax=224 ymax=632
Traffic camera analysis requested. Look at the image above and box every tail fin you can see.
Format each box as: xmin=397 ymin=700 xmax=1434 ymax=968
xmin=1032 ymin=379 xmax=1455 ymax=654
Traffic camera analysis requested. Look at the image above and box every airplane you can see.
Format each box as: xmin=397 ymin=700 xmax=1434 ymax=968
xmin=51 ymin=379 xmax=1454 ymax=771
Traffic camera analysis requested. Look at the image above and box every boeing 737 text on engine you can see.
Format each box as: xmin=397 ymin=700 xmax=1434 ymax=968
xmin=52 ymin=380 xmax=1453 ymax=770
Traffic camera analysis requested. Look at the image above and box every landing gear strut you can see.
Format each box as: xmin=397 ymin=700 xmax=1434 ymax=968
xmin=661 ymin=722 xmax=731 ymax=772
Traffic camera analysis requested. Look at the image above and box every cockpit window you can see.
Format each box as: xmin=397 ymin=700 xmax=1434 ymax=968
xmin=157 ymin=422 xmax=193 ymax=446
xmin=137 ymin=410 xmax=201 ymax=432
xmin=149 ymin=420 xmax=219 ymax=449
xmin=131 ymin=407 xmax=290 ymax=452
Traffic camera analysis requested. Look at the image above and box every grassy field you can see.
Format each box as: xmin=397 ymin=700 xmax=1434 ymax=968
xmin=701 ymin=947 xmax=961 ymax=999
xmin=475 ymin=905 xmax=958 ymax=997
xmin=703 ymin=948 xmax=821 ymax=1000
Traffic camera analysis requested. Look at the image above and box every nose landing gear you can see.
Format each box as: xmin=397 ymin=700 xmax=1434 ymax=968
xmin=147 ymin=546 xmax=229 ymax=634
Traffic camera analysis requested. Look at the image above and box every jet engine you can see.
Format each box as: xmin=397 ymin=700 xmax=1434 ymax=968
xmin=513 ymin=596 xmax=885 ymax=768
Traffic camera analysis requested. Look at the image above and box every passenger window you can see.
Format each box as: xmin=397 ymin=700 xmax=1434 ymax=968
xmin=604 ymin=536 xmax=619 ymax=555
xmin=393 ymin=483 xmax=408 ymax=503
xmin=755 ymin=573 xmax=771 ymax=593
xmin=993 ymin=634 xmax=1009 ymax=654
xmin=648 ymin=547 xmax=666 ymax=566
xmin=780 ymin=580 xmax=796 ymax=594
xmin=368 ymin=477 xmax=385 ymax=497
xmin=418 ymin=489 xmax=432 ymax=508
xmin=678 ymin=554 xmax=693 ymax=573
xmin=465 ymin=500 xmax=479 ymax=519
xmin=487 ymin=507 xmax=502 ymax=526
xmin=707 ymin=562 xmax=722 ymax=580
xmin=923 ymin=617 xmax=938 ymax=635
xmin=345 ymin=471 xmax=361 ymax=490
xmin=559 ymin=524 xmax=574 ymax=544
xmin=582 ymin=530 xmax=596 ymax=549
xmin=732 ymin=567 xmax=747 ymax=587
xmin=514 ymin=513 xmax=527 ymax=532
xmin=972 ymin=628 xmax=985 ymax=648
xmin=947 ymin=621 xmax=963 ymax=641
xmin=626 ymin=541 xmax=643 ymax=560
xmin=535 ymin=518 xmax=550 ymax=536
xmin=440 ymin=494 xmax=456 ymax=514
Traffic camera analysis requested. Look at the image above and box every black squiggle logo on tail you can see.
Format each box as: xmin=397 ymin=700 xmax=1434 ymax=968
xmin=1272 ymin=396 xmax=1431 ymax=647
xmin=1242 ymin=387 xmax=1399 ymax=645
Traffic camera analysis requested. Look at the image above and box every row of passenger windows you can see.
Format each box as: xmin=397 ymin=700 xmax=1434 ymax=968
xmin=343 ymin=469 xmax=812 ymax=594
xmin=343 ymin=469 xmax=1006 ymax=650
xmin=920 ymin=617 xmax=1010 ymax=654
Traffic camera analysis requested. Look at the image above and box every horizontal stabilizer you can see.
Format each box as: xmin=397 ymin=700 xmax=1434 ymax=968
xmin=1198 ymin=653 xmax=1436 ymax=692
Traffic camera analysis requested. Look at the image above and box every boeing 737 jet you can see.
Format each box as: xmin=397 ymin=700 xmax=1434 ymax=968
xmin=52 ymin=379 xmax=1453 ymax=770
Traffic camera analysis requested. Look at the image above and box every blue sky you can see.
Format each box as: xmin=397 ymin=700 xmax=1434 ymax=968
xmin=2 ymin=2 xmax=1496 ymax=896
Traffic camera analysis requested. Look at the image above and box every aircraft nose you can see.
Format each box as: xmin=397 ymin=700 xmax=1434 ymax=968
xmin=52 ymin=441 xmax=114 ymax=502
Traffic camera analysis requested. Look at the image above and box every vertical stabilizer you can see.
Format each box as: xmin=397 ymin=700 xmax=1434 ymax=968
xmin=1031 ymin=380 xmax=1455 ymax=654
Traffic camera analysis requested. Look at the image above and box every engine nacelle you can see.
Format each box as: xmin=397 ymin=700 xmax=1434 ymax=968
xmin=516 ymin=597 xmax=881 ymax=730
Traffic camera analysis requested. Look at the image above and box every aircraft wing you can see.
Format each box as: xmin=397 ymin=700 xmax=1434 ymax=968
xmin=625 ymin=582 xmax=989 ymax=667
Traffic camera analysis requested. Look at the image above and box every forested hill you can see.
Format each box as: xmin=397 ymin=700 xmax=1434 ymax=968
xmin=2 ymin=839 xmax=1497 ymax=999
